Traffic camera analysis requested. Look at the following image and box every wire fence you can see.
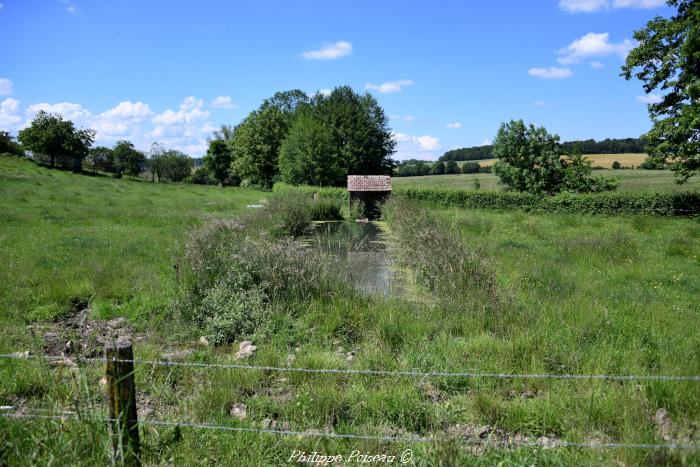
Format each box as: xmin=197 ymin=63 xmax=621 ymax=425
xmin=1 ymin=351 xmax=700 ymax=454
xmin=2 ymin=353 xmax=699 ymax=382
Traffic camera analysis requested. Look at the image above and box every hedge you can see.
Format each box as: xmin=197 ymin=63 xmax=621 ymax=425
xmin=395 ymin=188 xmax=700 ymax=216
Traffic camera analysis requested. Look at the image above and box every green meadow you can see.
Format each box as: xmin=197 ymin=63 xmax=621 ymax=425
xmin=1 ymin=155 xmax=699 ymax=465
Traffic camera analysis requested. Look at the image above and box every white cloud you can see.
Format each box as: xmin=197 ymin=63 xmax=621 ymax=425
xmin=446 ymin=122 xmax=462 ymax=129
xmin=589 ymin=61 xmax=604 ymax=69
xmin=480 ymin=138 xmax=493 ymax=146
xmin=533 ymin=100 xmax=546 ymax=107
xmin=25 ymin=102 xmax=92 ymax=125
xmin=528 ymin=67 xmax=573 ymax=79
xmin=152 ymin=96 xmax=209 ymax=125
xmin=390 ymin=114 xmax=415 ymax=122
xmin=393 ymin=132 xmax=441 ymax=160
xmin=0 ymin=98 xmax=21 ymax=128
xmin=301 ymin=41 xmax=352 ymax=60
xmin=365 ymin=79 xmax=414 ymax=94
xmin=612 ymin=0 xmax=665 ymax=8
xmin=560 ymin=0 xmax=664 ymax=12
xmin=559 ymin=0 xmax=608 ymax=12
xmin=0 ymin=77 xmax=12 ymax=96
xmin=394 ymin=132 xmax=440 ymax=150
xmin=99 ymin=101 xmax=153 ymax=120
xmin=210 ymin=96 xmax=237 ymax=110
xmin=66 ymin=5 xmax=79 ymax=13
xmin=636 ymin=94 xmax=662 ymax=104
xmin=316 ymin=89 xmax=332 ymax=97
xmin=557 ymin=32 xmax=634 ymax=65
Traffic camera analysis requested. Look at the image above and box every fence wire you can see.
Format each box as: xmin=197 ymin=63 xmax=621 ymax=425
xmin=1 ymin=353 xmax=699 ymax=382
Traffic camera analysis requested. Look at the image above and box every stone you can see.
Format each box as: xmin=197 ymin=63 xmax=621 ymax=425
xmin=198 ymin=336 xmax=210 ymax=346
xmin=229 ymin=403 xmax=247 ymax=419
xmin=235 ymin=341 xmax=256 ymax=359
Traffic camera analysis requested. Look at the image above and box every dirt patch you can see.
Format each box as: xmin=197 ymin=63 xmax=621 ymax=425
xmin=40 ymin=302 xmax=137 ymax=358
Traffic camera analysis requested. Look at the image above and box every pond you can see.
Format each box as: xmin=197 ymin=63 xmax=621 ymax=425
xmin=304 ymin=221 xmax=405 ymax=297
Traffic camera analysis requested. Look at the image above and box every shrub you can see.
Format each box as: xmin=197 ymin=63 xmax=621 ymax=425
xmin=461 ymin=161 xmax=480 ymax=174
xmin=201 ymin=285 xmax=269 ymax=345
xmin=188 ymin=167 xmax=217 ymax=185
xmin=612 ymin=161 xmax=622 ymax=169
xmin=639 ymin=157 xmax=666 ymax=170
xmin=473 ymin=178 xmax=481 ymax=190
xmin=309 ymin=198 xmax=343 ymax=221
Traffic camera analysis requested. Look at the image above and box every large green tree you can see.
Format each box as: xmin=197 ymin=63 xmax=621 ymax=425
xmin=204 ymin=139 xmax=235 ymax=186
xmin=311 ymin=86 xmax=396 ymax=180
xmin=112 ymin=140 xmax=146 ymax=179
xmin=279 ymin=112 xmax=342 ymax=185
xmin=492 ymin=120 xmax=616 ymax=194
xmin=85 ymin=146 xmax=113 ymax=174
xmin=622 ymin=0 xmax=699 ymax=182
xmin=18 ymin=110 xmax=95 ymax=170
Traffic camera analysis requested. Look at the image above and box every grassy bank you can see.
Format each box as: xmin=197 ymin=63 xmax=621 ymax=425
xmin=1 ymin=156 xmax=699 ymax=465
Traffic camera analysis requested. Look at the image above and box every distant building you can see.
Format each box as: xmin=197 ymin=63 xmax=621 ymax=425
xmin=347 ymin=175 xmax=392 ymax=220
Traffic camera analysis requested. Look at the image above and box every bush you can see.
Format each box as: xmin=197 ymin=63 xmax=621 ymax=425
xmin=461 ymin=161 xmax=480 ymax=174
xmin=265 ymin=189 xmax=316 ymax=237
xmin=201 ymin=285 xmax=269 ymax=346
xmin=188 ymin=167 xmax=217 ymax=185
xmin=612 ymin=161 xmax=622 ymax=169
xmin=639 ymin=157 xmax=666 ymax=170
xmin=309 ymin=198 xmax=343 ymax=221
xmin=397 ymin=188 xmax=700 ymax=216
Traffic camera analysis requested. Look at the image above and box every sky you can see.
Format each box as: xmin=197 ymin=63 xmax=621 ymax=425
xmin=0 ymin=0 xmax=673 ymax=160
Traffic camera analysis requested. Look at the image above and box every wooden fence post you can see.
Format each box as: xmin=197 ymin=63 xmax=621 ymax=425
xmin=105 ymin=338 xmax=141 ymax=466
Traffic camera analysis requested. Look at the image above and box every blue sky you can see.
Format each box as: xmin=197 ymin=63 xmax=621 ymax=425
xmin=0 ymin=0 xmax=672 ymax=160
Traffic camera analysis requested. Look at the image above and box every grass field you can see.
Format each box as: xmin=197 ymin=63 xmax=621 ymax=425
xmin=460 ymin=153 xmax=648 ymax=169
xmin=393 ymin=168 xmax=700 ymax=193
xmin=1 ymin=155 xmax=699 ymax=465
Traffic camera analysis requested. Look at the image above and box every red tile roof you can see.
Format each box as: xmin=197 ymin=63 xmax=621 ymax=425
xmin=347 ymin=175 xmax=392 ymax=192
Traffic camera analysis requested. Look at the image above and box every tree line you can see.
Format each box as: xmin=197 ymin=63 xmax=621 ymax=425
xmin=395 ymin=159 xmax=486 ymax=177
xmin=438 ymin=138 xmax=647 ymax=162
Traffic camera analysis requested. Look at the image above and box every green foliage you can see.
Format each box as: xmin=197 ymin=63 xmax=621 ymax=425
xmin=492 ymin=120 xmax=616 ymax=194
xmin=622 ymin=0 xmax=700 ymax=183
xmin=112 ymin=140 xmax=146 ymax=179
xmin=640 ymin=157 xmax=667 ymax=170
xmin=260 ymin=189 xmax=344 ymax=237
xmin=84 ymin=146 xmax=113 ymax=174
xmin=431 ymin=161 xmax=445 ymax=175
xmin=612 ymin=161 xmax=622 ymax=170
xmin=395 ymin=160 xmax=431 ymax=177
xmin=308 ymin=198 xmax=344 ymax=221
xmin=204 ymin=139 xmax=235 ymax=185
xmin=444 ymin=160 xmax=460 ymax=174
xmin=0 ymin=131 xmax=24 ymax=157
xmin=272 ymin=182 xmax=349 ymax=203
xmin=473 ymin=178 xmax=481 ymax=190
xmin=399 ymin=187 xmax=700 ymax=216
xmin=279 ymin=112 xmax=342 ymax=186
xmin=201 ymin=285 xmax=270 ymax=346
xmin=188 ymin=166 xmax=217 ymax=185
xmin=18 ymin=110 xmax=95 ymax=171
xmin=461 ymin=161 xmax=480 ymax=174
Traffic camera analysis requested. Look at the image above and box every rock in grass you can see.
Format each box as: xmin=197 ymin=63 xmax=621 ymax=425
xmin=235 ymin=341 xmax=256 ymax=359
xmin=198 ymin=336 xmax=210 ymax=347
xmin=229 ymin=403 xmax=246 ymax=419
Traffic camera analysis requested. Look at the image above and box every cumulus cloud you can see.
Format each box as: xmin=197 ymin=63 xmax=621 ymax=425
xmin=0 ymin=77 xmax=12 ymax=96
xmin=0 ymin=98 xmax=21 ymax=128
xmin=25 ymin=102 xmax=92 ymax=125
xmin=480 ymin=138 xmax=493 ymax=146
xmin=210 ymin=96 xmax=237 ymax=109
xmin=446 ymin=122 xmax=462 ymax=129
xmin=560 ymin=0 xmax=664 ymax=11
xmin=99 ymin=101 xmax=153 ymax=120
xmin=636 ymin=94 xmax=662 ymax=104
xmin=365 ymin=79 xmax=414 ymax=93
xmin=301 ymin=41 xmax=352 ymax=60
xmin=557 ymin=32 xmax=633 ymax=65
xmin=392 ymin=132 xmax=441 ymax=160
xmin=152 ymin=97 xmax=209 ymax=125
xmin=394 ymin=132 xmax=440 ymax=150
xmin=528 ymin=67 xmax=573 ymax=79
xmin=316 ymin=89 xmax=332 ymax=97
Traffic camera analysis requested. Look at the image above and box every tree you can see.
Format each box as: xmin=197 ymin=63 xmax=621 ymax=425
xmin=461 ymin=161 xmax=480 ymax=174
xmin=310 ymin=86 xmax=396 ymax=182
xmin=85 ymin=146 xmax=113 ymax=174
xmin=161 ymin=150 xmax=193 ymax=182
xmin=431 ymin=161 xmax=446 ymax=175
xmin=0 ymin=131 xmax=24 ymax=157
xmin=112 ymin=140 xmax=146 ymax=179
xmin=445 ymin=160 xmax=460 ymax=174
xmin=204 ymin=139 xmax=234 ymax=185
xmin=622 ymin=0 xmax=700 ymax=182
xmin=492 ymin=120 xmax=616 ymax=194
xmin=210 ymin=124 xmax=236 ymax=143
xmin=18 ymin=110 xmax=94 ymax=170
xmin=148 ymin=143 xmax=168 ymax=182
xmin=279 ymin=112 xmax=342 ymax=185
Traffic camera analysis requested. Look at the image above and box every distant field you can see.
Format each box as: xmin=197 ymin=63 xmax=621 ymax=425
xmin=393 ymin=168 xmax=700 ymax=193
xmin=457 ymin=153 xmax=648 ymax=169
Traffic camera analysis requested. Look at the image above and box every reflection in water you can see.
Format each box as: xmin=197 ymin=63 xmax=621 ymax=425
xmin=304 ymin=221 xmax=404 ymax=296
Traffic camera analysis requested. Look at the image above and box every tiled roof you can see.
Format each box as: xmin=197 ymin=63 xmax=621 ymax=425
xmin=347 ymin=175 xmax=392 ymax=192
